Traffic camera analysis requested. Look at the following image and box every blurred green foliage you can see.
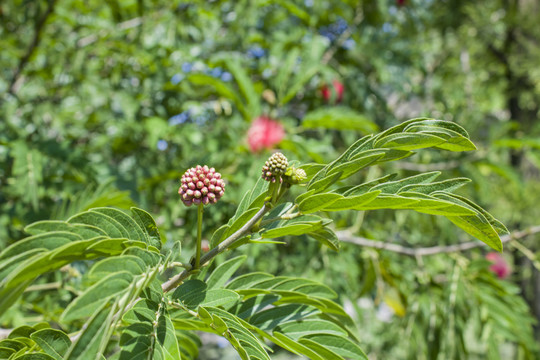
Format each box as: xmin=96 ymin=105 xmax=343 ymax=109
xmin=1 ymin=0 xmax=539 ymax=358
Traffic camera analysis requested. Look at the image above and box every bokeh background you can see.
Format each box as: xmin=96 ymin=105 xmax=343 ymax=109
xmin=1 ymin=0 xmax=539 ymax=358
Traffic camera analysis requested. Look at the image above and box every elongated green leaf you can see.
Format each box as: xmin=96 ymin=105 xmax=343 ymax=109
xmin=65 ymin=301 xmax=115 ymax=360
xmin=233 ymin=178 xmax=269 ymax=221
xmin=270 ymin=332 xmax=326 ymax=360
xmin=399 ymin=178 xmax=471 ymax=194
xmin=354 ymin=194 xmax=420 ymax=210
xmin=435 ymin=192 xmax=508 ymax=235
xmin=249 ymin=304 xmax=320 ymax=330
xmin=0 ymin=232 xmax=81 ymax=261
xmin=67 ymin=211 xmax=125 ymax=238
xmin=307 ymin=171 xmax=343 ymax=193
xmin=321 ymin=191 xmax=381 ymax=211
xmin=205 ymin=307 xmax=271 ymax=360
xmin=231 ymin=295 xmax=281 ymax=320
xmin=206 ymin=255 xmax=247 ymax=289
xmin=61 ymin=272 xmax=133 ymax=322
xmin=91 ymin=208 xmax=147 ymax=243
xmin=24 ymin=221 xmax=106 ymax=238
xmin=447 ymin=213 xmax=502 ymax=252
xmin=87 ymin=256 xmax=146 ymax=279
xmin=226 ymin=272 xmax=274 ymax=290
xmin=298 ymin=193 xmax=343 ymax=214
xmin=301 ymin=334 xmax=368 ymax=360
xmin=370 ymin=171 xmax=441 ymax=194
xmin=397 ymin=192 xmax=478 ymax=216
xmin=130 ymin=208 xmax=161 ymax=249
xmin=374 ymin=132 xmax=447 ymax=151
xmin=225 ymin=59 xmax=261 ymax=118
xmin=326 ymin=152 xmax=385 ymax=180
xmin=172 ymin=279 xmax=240 ymax=309
xmin=307 ymin=228 xmax=340 ymax=251
xmin=297 ymin=338 xmax=346 ymax=360
xmin=275 ymin=319 xmax=347 ymax=340
xmin=13 ymin=354 xmax=56 ymax=360
xmin=308 ymin=135 xmax=374 ymax=187
xmin=403 ymin=119 xmax=470 ymax=137
xmin=30 ymin=329 xmax=71 ymax=360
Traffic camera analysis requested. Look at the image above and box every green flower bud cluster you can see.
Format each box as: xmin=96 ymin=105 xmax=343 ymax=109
xmin=285 ymin=167 xmax=307 ymax=184
xmin=261 ymin=152 xmax=288 ymax=183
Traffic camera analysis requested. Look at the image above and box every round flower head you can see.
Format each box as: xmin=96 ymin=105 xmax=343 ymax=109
xmin=261 ymin=152 xmax=289 ymax=183
xmin=178 ymin=165 xmax=225 ymax=206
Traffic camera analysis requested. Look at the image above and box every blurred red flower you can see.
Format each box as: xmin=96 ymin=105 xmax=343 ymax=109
xmin=485 ymin=252 xmax=511 ymax=279
xmin=321 ymin=80 xmax=344 ymax=103
xmin=247 ymin=116 xmax=285 ymax=152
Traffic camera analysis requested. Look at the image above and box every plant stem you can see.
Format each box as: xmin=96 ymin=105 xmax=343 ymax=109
xmin=162 ymin=203 xmax=271 ymax=293
xmin=195 ymin=203 xmax=204 ymax=269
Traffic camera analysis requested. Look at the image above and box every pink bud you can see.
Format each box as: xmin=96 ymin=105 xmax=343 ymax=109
xmin=247 ymin=116 xmax=285 ymax=153
xmin=486 ymin=252 xmax=511 ymax=279
xmin=194 ymin=190 xmax=202 ymax=198
xmin=202 ymin=196 xmax=209 ymax=205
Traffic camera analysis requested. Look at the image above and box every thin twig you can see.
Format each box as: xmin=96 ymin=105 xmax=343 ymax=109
xmin=8 ymin=0 xmax=57 ymax=95
xmin=336 ymin=225 xmax=540 ymax=257
xmin=161 ymin=204 xmax=270 ymax=293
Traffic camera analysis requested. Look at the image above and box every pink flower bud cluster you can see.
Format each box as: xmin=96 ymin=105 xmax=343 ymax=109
xmin=178 ymin=165 xmax=225 ymax=206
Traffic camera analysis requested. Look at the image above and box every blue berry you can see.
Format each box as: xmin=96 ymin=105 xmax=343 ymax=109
xmin=157 ymin=140 xmax=168 ymax=151
xmin=171 ymin=73 xmax=184 ymax=85
xmin=221 ymin=71 xmax=232 ymax=82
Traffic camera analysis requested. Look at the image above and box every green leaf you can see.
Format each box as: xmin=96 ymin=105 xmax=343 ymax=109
xmin=67 ymin=212 xmax=125 ymax=238
xmin=302 ymin=107 xmax=378 ymax=133
xmin=321 ymin=191 xmax=381 ymax=211
xmin=370 ymin=171 xmax=441 ymax=194
xmin=206 ymin=255 xmax=247 ymax=289
xmin=172 ymin=279 xmax=240 ymax=309
xmin=231 ymin=295 xmax=281 ymax=320
xmin=307 ymin=228 xmax=340 ymax=251
xmin=298 ymin=193 xmax=343 ymax=214
xmin=91 ymin=208 xmax=147 ymax=244
xmin=301 ymin=334 xmax=368 ymax=360
xmin=397 ymin=192 xmax=478 ymax=216
xmin=13 ymin=354 xmax=56 ymax=360
xmin=353 ymin=194 xmax=420 ymax=210
xmin=0 ymin=232 xmax=81 ymax=261
xmin=270 ymin=332 xmax=326 ymax=360
xmin=225 ymin=59 xmax=261 ymax=118
xmin=205 ymin=307 xmax=271 ymax=360
xmin=249 ymin=304 xmax=320 ymax=330
xmin=308 ymin=135 xmax=374 ymax=187
xmin=30 ymin=329 xmax=71 ymax=360
xmin=275 ymin=319 xmax=347 ymax=340
xmin=130 ymin=207 xmax=162 ymax=249
xmin=61 ymin=271 xmax=133 ymax=322
xmin=24 ymin=221 xmax=106 ymax=238
xmin=261 ymin=215 xmax=331 ymax=238
xmin=297 ymin=338 xmax=346 ymax=360
xmin=233 ymin=178 xmax=269 ymax=222
xmin=226 ymin=272 xmax=274 ymax=290
xmin=434 ymin=192 xmax=508 ymax=235
xmin=87 ymin=256 xmax=145 ymax=279
xmin=307 ymin=171 xmax=344 ymax=193
xmin=374 ymin=132 xmax=447 ymax=151
xmin=398 ymin=178 xmax=471 ymax=194
xmin=326 ymin=152 xmax=385 ymax=180
xmin=65 ymin=301 xmax=115 ymax=360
